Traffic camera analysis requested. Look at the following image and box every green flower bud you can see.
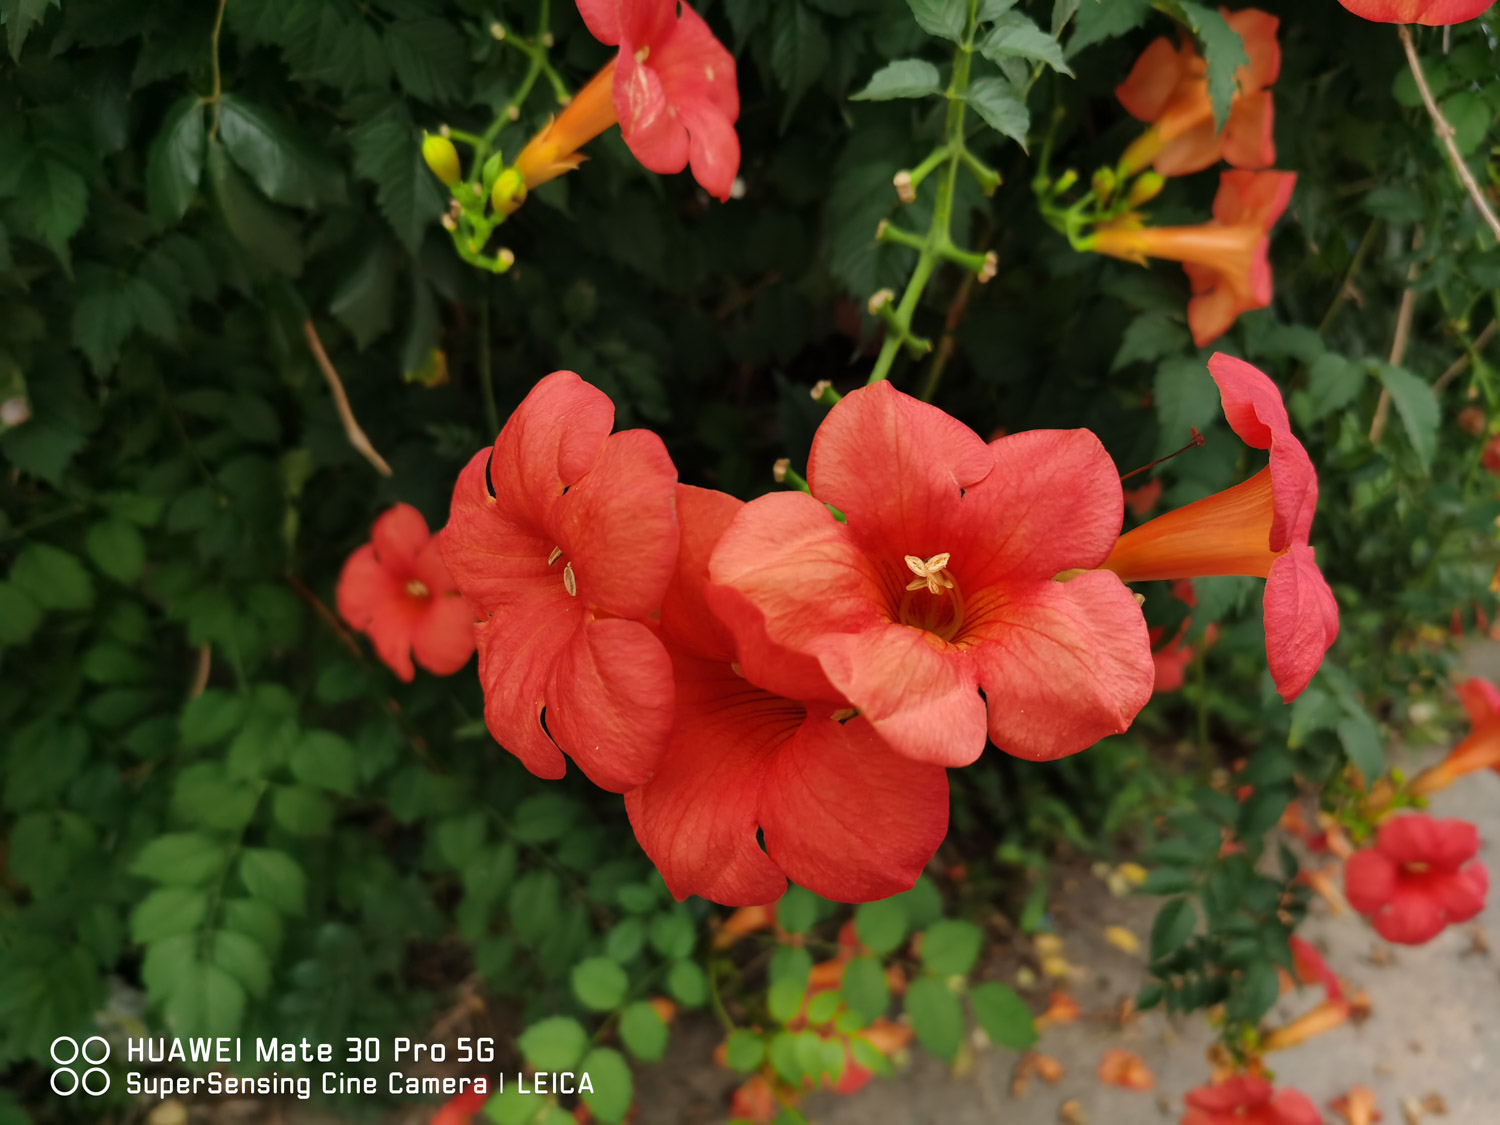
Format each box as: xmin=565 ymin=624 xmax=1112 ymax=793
xmin=1092 ymin=167 xmax=1117 ymax=202
xmin=1126 ymin=172 xmax=1166 ymax=208
xmin=422 ymin=134 xmax=462 ymax=186
xmin=491 ymin=168 xmax=527 ymax=216
xmin=1054 ymin=169 xmax=1079 ymax=194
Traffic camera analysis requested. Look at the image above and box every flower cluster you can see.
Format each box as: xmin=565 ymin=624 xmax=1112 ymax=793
xmin=1344 ymin=814 xmax=1488 ymax=944
xmin=343 ymin=352 xmax=1336 ymax=906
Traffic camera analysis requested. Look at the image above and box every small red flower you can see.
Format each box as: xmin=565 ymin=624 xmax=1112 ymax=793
xmin=1091 ymin=170 xmax=1297 ymax=346
xmin=1104 ymin=355 xmax=1338 ymax=702
xmin=1117 ymin=8 xmax=1281 ymax=177
xmin=1344 ymin=814 xmax=1489 ymax=945
xmin=431 ymin=1088 xmax=488 ymax=1125
xmin=707 ymin=381 xmax=1154 ymax=770
xmin=1181 ymin=1076 xmax=1322 ymax=1125
xmin=515 ymin=0 xmax=739 ymax=200
xmin=625 ymin=486 xmax=949 ymax=905
xmin=1336 ymin=0 xmax=1493 ymax=24
xmin=1482 ymin=434 xmax=1500 ymax=475
xmin=336 ymin=504 xmax=476 ymax=682
xmin=440 ymin=371 xmax=679 ymax=793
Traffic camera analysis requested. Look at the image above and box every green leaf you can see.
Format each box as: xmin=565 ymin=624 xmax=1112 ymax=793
xmin=0 ymin=582 xmax=42 ymax=647
xmin=384 ymin=18 xmax=470 ymax=105
xmin=776 ymin=886 xmax=820 ymax=934
xmin=920 ymin=919 xmax=983 ymax=976
xmin=163 ymin=961 xmax=246 ymax=1038
xmin=86 ymin=519 xmax=146 ymax=584
xmin=1306 ymin=353 xmax=1366 ymax=419
xmin=1067 ymin=0 xmax=1150 ymax=55
xmin=223 ymin=897 xmax=284 ymax=956
xmin=1139 ymin=867 xmax=1198 ymax=895
xmin=841 ymin=956 xmax=890 ymax=1023
xmin=511 ymin=791 xmax=582 ymax=844
xmin=211 ymin=929 xmax=271 ymax=998
xmin=970 ymin=981 xmax=1038 ymax=1049
xmin=509 ymin=871 xmax=561 ymax=945
xmin=854 ymin=897 xmax=909 ymax=955
xmin=965 ymin=76 xmax=1030 ymax=146
xmin=180 ymin=689 xmax=247 ymax=749
xmin=290 ymin=730 xmax=358 ymax=795
xmin=571 ymin=956 xmax=629 ymax=1012
xmin=1154 ymin=356 xmax=1220 ymax=457
xmin=1149 ymin=897 xmax=1197 ymax=961
xmin=271 ymin=784 xmax=334 ymax=836
xmin=206 ymin=141 xmax=303 ymax=276
xmin=129 ymin=886 xmax=209 ymax=943
xmin=770 ymin=3 xmax=830 ymax=123
xmin=768 ymin=946 xmax=813 ymax=1022
xmin=146 ymin=97 xmax=206 ymax=225
xmin=850 ymin=59 xmax=945 ymax=101
xmin=618 ymin=1000 xmax=669 ymax=1062
xmin=893 ymin=876 xmax=945 ymax=929
xmin=1337 ymin=708 xmax=1384 ymax=783
xmin=979 ymin=13 xmax=1072 ymax=76
xmin=906 ymin=0 xmax=967 ymax=40
xmin=131 ymin=833 xmax=227 ymax=885
xmin=1176 ymin=2 xmax=1248 ymax=128
xmin=217 ymin=94 xmax=345 ymax=209
xmin=238 ymin=848 xmax=308 ymax=915
xmin=666 ymin=959 xmax=709 ymax=1007
xmin=10 ymin=542 xmax=93 ymax=610
xmin=1233 ymin=959 xmax=1280 ymax=1025
xmin=329 ymin=241 xmax=398 ymax=349
xmin=1442 ymin=91 xmax=1492 ymax=155
xmin=14 ymin=157 xmax=86 ymax=262
xmin=1373 ymin=363 xmax=1439 ymax=474
xmin=579 ymin=1047 xmax=633 ymax=1125
xmin=726 ymin=1028 xmax=766 ymax=1073
xmin=172 ymin=763 xmax=260 ymax=831
xmin=904 ymin=976 xmax=964 ymax=1060
xmin=351 ymin=102 xmax=446 ymax=252
xmin=1113 ymin=312 xmax=1190 ymax=371
xmin=518 ymin=1016 xmax=588 ymax=1071
xmin=2 ymin=0 xmax=60 ymax=59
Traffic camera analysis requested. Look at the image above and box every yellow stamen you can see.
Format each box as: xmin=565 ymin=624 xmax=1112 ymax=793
xmin=904 ymin=553 xmax=955 ymax=595
xmin=406 ymin=580 xmax=429 ymax=598
xmin=547 ymin=546 xmax=563 ymax=566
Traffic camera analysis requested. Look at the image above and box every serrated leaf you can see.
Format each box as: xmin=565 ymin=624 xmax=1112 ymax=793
xmin=1149 ymin=897 xmax=1197 ymax=961
xmin=851 ymin=59 xmax=945 ymax=101
xmin=964 ymin=76 xmax=1030 ymax=146
xmin=1306 ymin=353 xmax=1366 ymax=419
xmin=238 ymin=848 xmax=307 ymax=914
xmin=272 ymin=785 xmax=334 ymax=836
xmin=131 ymin=833 xmax=227 ymax=886
xmin=841 ymin=956 xmax=890 ymax=1022
xmin=163 ymin=961 xmax=245 ymax=1038
xmin=1068 ymin=0 xmax=1150 ymax=55
xmin=217 ymin=94 xmax=345 ymax=209
xmin=906 ymin=0 xmax=967 ymax=40
xmin=0 ymin=582 xmax=42 ymax=647
xmin=979 ymin=13 xmax=1072 ymax=76
xmin=205 ymin=141 xmax=303 ymax=275
xmin=180 ymin=689 xmax=246 ymax=749
xmin=970 ymin=981 xmax=1037 ymax=1048
xmin=351 ymin=102 xmax=445 ymax=252
xmin=1113 ymin=312 xmax=1190 ymax=371
xmin=1154 ymin=356 xmax=1220 ymax=457
xmin=1337 ymin=708 xmax=1384 ymax=783
xmin=771 ymin=4 xmax=830 ymax=125
xmin=85 ymin=518 xmax=146 ymax=584
xmin=920 ymin=919 xmax=983 ymax=976
xmin=129 ymin=886 xmax=209 ymax=943
xmin=904 ymin=975 xmax=964 ymax=1060
xmin=384 ymin=18 xmax=469 ymax=105
xmin=2 ymin=0 xmax=60 ymax=59
xmin=290 ymin=730 xmax=358 ymax=795
xmin=211 ymin=929 xmax=271 ymax=998
xmin=329 ymin=240 xmax=398 ymax=349
xmin=146 ymin=97 xmax=206 ymax=225
xmin=10 ymin=542 xmax=93 ymax=610
xmin=1176 ymin=2 xmax=1247 ymax=128
xmin=854 ymin=897 xmax=909 ymax=955
xmin=1373 ymin=363 xmax=1438 ymax=474
xmin=14 ymin=157 xmax=87 ymax=264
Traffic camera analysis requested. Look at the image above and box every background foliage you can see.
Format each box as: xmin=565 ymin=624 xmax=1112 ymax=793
xmin=2 ymin=0 xmax=1497 ymax=1121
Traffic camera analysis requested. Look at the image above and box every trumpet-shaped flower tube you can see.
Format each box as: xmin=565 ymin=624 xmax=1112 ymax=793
xmin=1336 ymin=0 xmax=1494 ymax=24
xmin=625 ymin=485 xmax=949 ymax=905
xmin=1409 ymin=677 xmax=1500 ymax=795
xmin=337 ymin=504 xmax=476 ymax=682
xmin=1181 ymin=1076 xmax=1322 ymax=1125
xmin=1117 ymin=9 xmax=1281 ymax=177
xmin=708 ymin=381 xmax=1154 ymax=770
xmin=440 ymin=371 xmax=679 ymax=793
xmin=1090 ymin=171 xmax=1296 ymax=347
xmin=1344 ymin=815 xmax=1488 ymax=945
xmin=514 ymin=0 xmax=739 ymax=200
xmin=1103 ymin=355 xmax=1338 ymax=702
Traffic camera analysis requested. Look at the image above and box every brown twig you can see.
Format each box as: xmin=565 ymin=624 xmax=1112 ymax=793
xmin=302 ymin=318 xmax=394 ymax=477
xmin=1369 ymin=230 xmax=1423 ymax=445
xmin=918 ymin=267 xmax=981 ymax=403
xmin=188 ymin=643 xmax=212 ymax=698
xmin=1433 ymin=319 xmax=1497 ymax=394
xmin=1398 ymin=24 xmax=1500 ymax=244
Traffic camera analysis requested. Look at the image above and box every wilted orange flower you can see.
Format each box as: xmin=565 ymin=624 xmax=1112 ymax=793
xmin=1098 ymin=1048 xmax=1155 ymax=1090
xmin=1261 ymin=997 xmax=1350 ymax=1052
xmin=1036 ymin=991 xmax=1082 ymax=1028
xmin=713 ymin=902 xmax=776 ymax=948
xmin=1330 ymin=1085 xmax=1381 ymax=1125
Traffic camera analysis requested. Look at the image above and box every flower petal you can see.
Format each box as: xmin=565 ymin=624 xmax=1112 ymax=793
xmin=1115 ymin=37 xmax=1186 ymax=123
xmin=337 ymin=544 xmax=420 ymax=682
xmin=544 ymin=615 xmax=675 ymax=792
xmin=656 ymin=2 xmax=739 ymax=120
xmin=613 ymin=49 xmax=691 ymax=176
xmin=661 ymin=484 xmax=741 ymax=661
xmin=816 ymin=624 xmax=988 ymax=767
xmin=967 ymin=571 xmax=1153 ymax=761
xmin=412 ymin=595 xmax=476 ymax=677
xmin=1227 ymin=9 xmax=1282 ymax=92
xmin=1221 ymin=89 xmax=1276 ymax=170
xmin=553 ymin=427 xmax=679 ymax=620
xmin=1344 ymin=849 xmax=1397 ymax=915
xmin=371 ymin=503 xmax=432 ymax=575
xmin=412 ymin=537 xmax=459 ymax=597
xmin=441 ymin=447 xmax=557 ymax=615
xmin=1379 ymin=814 xmax=1480 ymax=870
xmin=475 ymin=589 xmax=581 ymax=780
xmin=958 ymin=428 xmax=1125 ymax=584
xmin=807 ymin=381 xmax=994 ymax=555
xmin=1431 ymin=864 xmax=1488 ymax=923
xmin=707 ymin=491 xmax=869 ymax=704
xmin=1268 ymin=1089 xmax=1325 ymax=1125
xmin=1155 ymin=118 xmax=1230 ymax=178
xmin=759 ymin=712 xmax=949 ymax=903
xmin=576 ymin=0 xmax=622 ymax=44
xmin=625 ymin=649 xmax=789 ymax=905
xmin=1375 ymin=884 xmax=1446 ymax=945
xmin=1264 ymin=544 xmax=1338 ymax=702
xmin=678 ymin=100 xmax=740 ymax=202
xmin=1335 ymin=0 xmax=1495 ymax=24
xmin=1458 ymin=677 xmax=1500 ymax=727
xmin=492 ymin=370 xmax=616 ymax=526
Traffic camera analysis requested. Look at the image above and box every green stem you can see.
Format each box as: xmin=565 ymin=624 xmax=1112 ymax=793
xmin=207 ymin=0 xmax=229 ymax=138
xmin=478 ymin=293 xmax=499 ymax=437
xmin=472 ymin=0 xmax=553 ymax=174
xmin=867 ymin=0 xmax=979 ymax=386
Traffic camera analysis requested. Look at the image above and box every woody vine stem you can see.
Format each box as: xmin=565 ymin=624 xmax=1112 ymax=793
xmin=861 ymin=0 xmax=1000 ymax=397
